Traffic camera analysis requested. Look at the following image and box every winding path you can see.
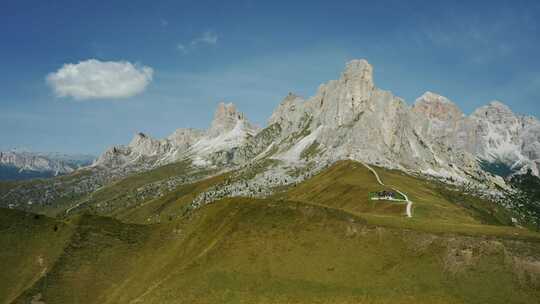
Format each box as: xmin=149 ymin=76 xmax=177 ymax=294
xmin=360 ymin=162 xmax=413 ymax=218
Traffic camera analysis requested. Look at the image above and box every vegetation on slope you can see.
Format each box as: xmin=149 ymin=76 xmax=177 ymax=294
xmin=0 ymin=168 xmax=98 ymax=216
xmin=278 ymin=160 xmax=514 ymax=226
xmin=4 ymin=198 xmax=540 ymax=304
xmin=0 ymin=208 xmax=73 ymax=304
xmin=506 ymin=169 xmax=540 ymax=229
xmin=112 ymin=171 xmax=232 ymax=224
xmin=374 ymin=165 xmax=515 ymax=226
xmin=275 ymin=160 xmax=405 ymax=216
xmin=60 ymin=160 xmax=218 ymax=217
xmin=3 ymin=160 xmax=540 ymax=303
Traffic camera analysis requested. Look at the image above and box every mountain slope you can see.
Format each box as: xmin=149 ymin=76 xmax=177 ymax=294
xmin=277 ymin=160 xmax=513 ymax=226
xmin=4 ymin=197 xmax=540 ymax=304
xmin=0 ymin=208 xmax=74 ymax=303
xmin=3 ymin=157 xmax=540 ymax=303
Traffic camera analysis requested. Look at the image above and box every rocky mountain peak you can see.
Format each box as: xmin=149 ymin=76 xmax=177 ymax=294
xmin=488 ymin=100 xmax=511 ymax=110
xmin=415 ymin=91 xmax=453 ymax=104
xmin=282 ymin=92 xmax=303 ymax=103
xmin=208 ymin=102 xmax=250 ymax=138
xmin=341 ymin=59 xmax=373 ymax=85
xmin=268 ymin=93 xmax=305 ymax=127
xmin=126 ymin=132 xmax=163 ymax=157
xmin=413 ymin=91 xmax=464 ymax=121
xmin=129 ymin=132 xmax=154 ymax=147
xmin=471 ymin=100 xmax=519 ymax=130
xmin=473 ymin=100 xmax=514 ymax=118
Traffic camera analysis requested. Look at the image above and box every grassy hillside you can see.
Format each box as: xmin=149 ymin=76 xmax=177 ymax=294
xmin=0 ymin=208 xmax=74 ymax=304
xmin=58 ymin=160 xmax=219 ymax=218
xmin=3 ymin=160 xmax=540 ymax=303
xmin=0 ymin=160 xmax=212 ymax=218
xmin=0 ymin=180 xmax=19 ymax=194
xmin=4 ymin=198 xmax=540 ymax=304
xmin=279 ymin=160 xmax=514 ymax=226
xmin=275 ymin=161 xmax=408 ymax=217
xmin=507 ymin=169 xmax=540 ymax=229
xmin=112 ymin=171 xmax=232 ymax=224
xmin=0 ymin=168 xmax=97 ymax=216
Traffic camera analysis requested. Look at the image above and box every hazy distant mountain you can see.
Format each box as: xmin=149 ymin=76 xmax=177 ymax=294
xmin=0 ymin=150 xmax=94 ymax=180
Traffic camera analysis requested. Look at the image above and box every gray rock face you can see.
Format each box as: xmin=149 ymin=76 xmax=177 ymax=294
xmin=268 ymin=93 xmax=306 ymax=134
xmin=263 ymin=59 xmax=540 ymax=186
xmin=262 ymin=60 xmax=479 ymax=184
xmin=469 ymin=102 xmax=540 ymax=175
xmin=521 ymin=117 xmax=540 ymax=164
xmin=208 ymin=102 xmax=256 ymax=138
xmin=167 ymin=128 xmax=205 ymax=150
xmin=411 ymin=93 xmax=540 ymax=177
xmin=412 ymin=92 xmax=470 ymax=151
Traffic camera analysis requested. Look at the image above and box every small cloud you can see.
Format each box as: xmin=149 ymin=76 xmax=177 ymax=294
xmin=176 ymin=30 xmax=219 ymax=54
xmin=46 ymin=59 xmax=153 ymax=100
xmin=191 ymin=31 xmax=218 ymax=46
xmin=177 ymin=43 xmax=187 ymax=53
xmin=160 ymin=18 xmax=168 ymax=27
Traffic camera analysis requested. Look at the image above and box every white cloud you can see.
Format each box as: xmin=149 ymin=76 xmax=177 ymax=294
xmin=191 ymin=31 xmax=218 ymax=46
xmin=177 ymin=31 xmax=218 ymax=54
xmin=177 ymin=43 xmax=188 ymax=53
xmin=47 ymin=59 xmax=153 ymax=100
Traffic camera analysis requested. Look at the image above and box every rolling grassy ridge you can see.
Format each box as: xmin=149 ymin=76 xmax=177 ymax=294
xmin=3 ymin=198 xmax=540 ymax=304
xmin=0 ymin=209 xmax=74 ymax=303
xmin=2 ymin=160 xmax=540 ymax=303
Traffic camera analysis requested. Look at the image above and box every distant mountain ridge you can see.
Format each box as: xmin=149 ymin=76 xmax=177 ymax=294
xmin=0 ymin=150 xmax=94 ymax=180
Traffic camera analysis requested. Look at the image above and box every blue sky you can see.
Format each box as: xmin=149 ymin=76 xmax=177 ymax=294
xmin=1 ymin=0 xmax=539 ymax=155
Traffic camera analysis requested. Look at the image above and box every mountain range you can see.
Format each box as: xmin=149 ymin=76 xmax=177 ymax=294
xmin=2 ymin=59 xmax=539 ymax=216
xmin=94 ymin=59 xmax=540 ymax=185
xmin=0 ymin=150 xmax=94 ymax=180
